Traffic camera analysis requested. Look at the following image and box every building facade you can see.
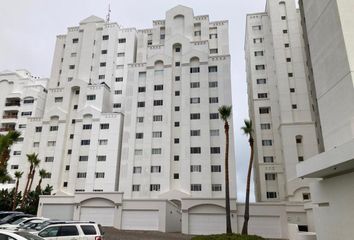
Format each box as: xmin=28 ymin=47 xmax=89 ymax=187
xmin=297 ymin=0 xmax=354 ymax=239
xmin=245 ymin=0 xmax=319 ymax=203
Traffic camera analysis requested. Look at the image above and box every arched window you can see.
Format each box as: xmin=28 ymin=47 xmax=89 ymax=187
xmin=173 ymin=43 xmax=182 ymax=54
xmin=173 ymin=15 xmax=185 ymax=35
xmin=154 ymin=60 xmax=164 ymax=76
xmin=190 ymin=57 xmax=200 ymax=73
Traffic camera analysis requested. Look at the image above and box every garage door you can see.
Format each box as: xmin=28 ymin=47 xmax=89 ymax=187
xmin=189 ymin=214 xmax=226 ymax=235
xmin=42 ymin=204 xmax=74 ymax=220
xmin=121 ymin=210 xmax=159 ymax=231
xmin=80 ymin=207 xmax=115 ymax=227
xmin=237 ymin=216 xmax=281 ymax=238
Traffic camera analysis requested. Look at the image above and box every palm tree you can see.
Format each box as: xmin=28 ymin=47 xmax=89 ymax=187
xmin=21 ymin=153 xmax=40 ymax=208
xmin=218 ymin=105 xmax=233 ymax=234
xmin=12 ymin=171 xmax=23 ymax=210
xmin=36 ymin=169 xmax=49 ymax=192
xmin=241 ymin=119 xmax=254 ymax=235
xmin=0 ymin=131 xmax=21 ymax=182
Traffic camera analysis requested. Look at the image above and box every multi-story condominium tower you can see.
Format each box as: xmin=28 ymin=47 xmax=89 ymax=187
xmin=119 ymin=5 xmax=236 ymax=201
xmin=0 ymin=70 xmax=48 ymax=187
xmin=298 ymin=0 xmax=354 ymax=239
xmin=245 ymin=0 xmax=319 ymax=202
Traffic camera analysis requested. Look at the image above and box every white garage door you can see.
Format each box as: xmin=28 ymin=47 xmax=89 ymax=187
xmin=237 ymin=216 xmax=281 ymax=239
xmin=121 ymin=210 xmax=159 ymax=231
xmin=42 ymin=204 xmax=74 ymax=220
xmin=80 ymin=207 xmax=115 ymax=227
xmin=189 ymin=214 xmax=226 ymax=235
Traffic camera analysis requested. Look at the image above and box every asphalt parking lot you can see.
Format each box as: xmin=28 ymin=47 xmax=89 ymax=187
xmin=103 ymin=227 xmax=193 ymax=240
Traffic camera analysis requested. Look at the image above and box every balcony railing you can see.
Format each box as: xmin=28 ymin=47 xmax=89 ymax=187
xmin=0 ymin=127 xmax=15 ymax=132
xmin=3 ymin=115 xmax=18 ymax=119
xmin=5 ymin=102 xmax=20 ymax=107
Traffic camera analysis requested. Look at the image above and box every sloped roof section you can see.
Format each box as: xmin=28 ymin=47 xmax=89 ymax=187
xmin=80 ymin=15 xmax=105 ymax=25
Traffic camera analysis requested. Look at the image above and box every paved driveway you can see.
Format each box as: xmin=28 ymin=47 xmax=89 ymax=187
xmin=103 ymin=227 xmax=193 ymax=240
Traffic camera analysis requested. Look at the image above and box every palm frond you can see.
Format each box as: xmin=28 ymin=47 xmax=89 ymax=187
xmin=218 ymin=105 xmax=232 ymax=121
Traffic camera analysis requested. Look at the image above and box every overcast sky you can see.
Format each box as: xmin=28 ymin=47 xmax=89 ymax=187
xmin=0 ymin=0 xmax=270 ymax=202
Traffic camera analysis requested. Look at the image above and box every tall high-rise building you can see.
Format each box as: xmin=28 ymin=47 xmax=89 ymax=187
xmin=245 ymin=0 xmax=320 ymax=202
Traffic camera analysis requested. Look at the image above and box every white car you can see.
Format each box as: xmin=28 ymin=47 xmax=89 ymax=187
xmin=0 ymin=218 xmax=48 ymax=231
xmin=0 ymin=230 xmax=44 ymax=240
xmin=37 ymin=223 xmax=103 ymax=240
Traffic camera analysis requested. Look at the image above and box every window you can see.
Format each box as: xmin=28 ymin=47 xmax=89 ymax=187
xmin=190 ymin=130 xmax=200 ymax=136
xmin=63 ymin=182 xmax=68 ymax=187
xmin=174 ymin=173 xmax=179 ymax=179
xmin=50 ymin=126 xmax=59 ymax=131
xmin=255 ymin=51 xmax=264 ymax=56
xmin=261 ymin=123 xmax=271 ymax=130
xmin=190 ymin=97 xmax=200 ymax=104
xmin=138 ymin=87 xmax=146 ymax=92
xmin=255 ymin=65 xmax=265 ymax=70
xmin=286 ymin=58 xmax=291 ymax=62
xmin=285 ymin=43 xmax=290 ymax=48
xmin=211 ymin=147 xmax=221 ymax=154
xmin=101 ymin=50 xmax=107 ymax=54
xmin=77 ymin=172 xmax=87 ymax=178
xmin=194 ymin=30 xmax=201 ymax=36
xmin=13 ymin=151 xmax=21 ymax=156
xmin=303 ymin=193 xmax=311 ymax=200
xmin=210 ymin=129 xmax=219 ymax=136
xmin=152 ymin=148 xmax=162 ymax=154
xmin=288 ymin=73 xmax=294 ymax=77
xmin=210 ymin=49 xmax=218 ymax=54
xmin=151 ymin=166 xmax=161 ymax=173
xmin=69 ymin=65 xmax=75 ymax=70
xmin=47 ymin=141 xmax=56 ymax=147
xmin=116 ymin=77 xmax=123 ymax=82
xmin=154 ymin=85 xmax=163 ymax=91
xmin=118 ymin=52 xmax=125 ymax=57
xmin=174 ymin=155 xmax=179 ymax=161
xmin=82 ymin=124 xmax=92 ymax=130
xmin=209 ymin=97 xmax=218 ymax=103
xmin=262 ymin=140 xmax=273 ymax=146
xmin=210 ymin=113 xmax=219 ymax=119
xmin=118 ymin=38 xmax=126 ymax=43
xmin=152 ymin=131 xmax=162 ymax=138
xmin=258 ymin=93 xmax=268 ymax=99
xmin=81 ymin=140 xmax=90 ymax=145
xmin=190 ymin=147 xmax=201 ymax=154
xmin=95 ymin=172 xmax=105 ymax=178
xmin=259 ymin=107 xmax=270 ymax=114
xmin=73 ymin=105 xmax=78 ymax=110
xmin=175 ymin=76 xmax=180 ymax=81
xmin=209 ymin=81 xmax=218 ymax=88
xmin=175 ymin=62 xmax=180 ymax=67
xmin=33 ymin=142 xmax=40 ymax=147
xmin=190 ymin=82 xmax=200 ymax=88
xmin=265 ymin=173 xmax=277 ymax=180
xmin=266 ymin=192 xmax=277 ymax=199
xmin=211 ymin=184 xmax=222 ymax=192
xmin=264 ymin=156 xmax=274 ymax=163
xmin=137 ymin=102 xmax=145 ymax=108
xmin=190 ymin=67 xmax=200 ymax=73
xmin=153 ymin=115 xmax=163 ymax=122
xmin=257 ymin=78 xmax=266 ymax=84
xmin=55 ymin=97 xmax=63 ymax=103
xmin=208 ymin=66 xmax=218 ymax=72
xmin=283 ymin=29 xmax=288 ymax=34
xmin=174 ymin=122 xmax=180 ymax=127
xmin=190 ymin=165 xmax=201 ymax=172
xmin=136 ymin=133 xmax=144 ymax=139
xmin=290 ymin=88 xmax=295 ymax=93
xmin=292 ymin=104 xmax=298 ymax=109
xmin=253 ymin=38 xmax=263 ymax=43
xmin=211 ymin=165 xmax=221 ymax=172
xmin=296 ymin=137 xmax=302 ymax=144
xmin=72 ymin=38 xmax=79 ymax=43
xmin=23 ymin=98 xmax=34 ymax=104
xmin=154 ymin=100 xmax=163 ymax=106
xmin=252 ymin=25 xmax=262 ymax=30
xmin=281 ymin=16 xmax=286 ymax=20
xmin=175 ymin=47 xmax=181 ymax=52
xmin=133 ymin=166 xmax=142 ymax=174
xmin=132 ymin=185 xmax=140 ymax=192
xmin=134 ymin=149 xmax=143 ymax=155
xmin=21 ymin=111 xmax=32 ymax=116
xmin=45 ymin=157 xmax=54 ymax=162
xmin=69 ymin=134 xmax=74 ymax=139
xmin=100 ymin=123 xmax=109 ymax=129
xmin=65 ymin=165 xmax=70 ymax=171
xmin=99 ymin=139 xmax=108 ymax=145
xmin=87 ymin=95 xmax=96 ymax=101
xmin=113 ymin=103 xmax=121 ymax=108
xmin=19 ymin=124 xmax=26 ymax=129
xmin=174 ymin=138 xmax=179 ymax=144
xmin=137 ymin=117 xmax=144 ymax=123
xmin=209 ymin=33 xmax=218 ymax=39
xmin=190 ymin=113 xmax=200 ymax=120
xmin=81 ymin=225 xmax=97 ymax=235
xmin=175 ymin=106 xmax=180 ymax=111
xmin=150 ymin=184 xmax=160 ymax=191
xmin=175 ymin=91 xmax=180 ymax=96
xmin=72 ymin=119 xmax=76 ymax=124
xmin=98 ymin=75 xmax=105 ymax=79
xmin=191 ymin=184 xmax=202 ymax=191
xmin=97 ymin=156 xmax=106 ymax=162
xmin=79 ymin=156 xmax=88 ymax=162
xmin=298 ymin=156 xmax=304 ymax=162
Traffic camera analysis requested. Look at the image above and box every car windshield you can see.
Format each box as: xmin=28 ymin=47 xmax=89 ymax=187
xmin=11 ymin=218 xmax=27 ymax=225
xmin=16 ymin=231 xmax=44 ymax=240
xmin=8 ymin=216 xmax=25 ymax=224
xmin=35 ymin=221 xmax=52 ymax=230
xmin=0 ymin=214 xmax=17 ymax=222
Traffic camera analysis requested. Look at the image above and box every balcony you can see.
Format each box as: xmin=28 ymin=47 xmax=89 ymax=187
xmin=2 ymin=111 xmax=18 ymax=120
xmin=0 ymin=125 xmax=16 ymax=132
xmin=5 ymin=98 xmax=21 ymax=107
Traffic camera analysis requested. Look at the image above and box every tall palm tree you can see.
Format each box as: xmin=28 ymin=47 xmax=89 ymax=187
xmin=21 ymin=153 xmax=40 ymax=208
xmin=241 ymin=119 xmax=254 ymax=235
xmin=36 ymin=169 xmax=49 ymax=192
xmin=218 ymin=105 xmax=233 ymax=234
xmin=0 ymin=131 xmax=21 ymax=182
xmin=12 ymin=171 xmax=23 ymax=210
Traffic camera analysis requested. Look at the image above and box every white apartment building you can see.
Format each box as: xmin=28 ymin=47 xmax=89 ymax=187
xmin=0 ymin=70 xmax=48 ymax=188
xmin=245 ymin=0 xmax=320 ymax=205
xmin=297 ymin=0 xmax=354 ymax=239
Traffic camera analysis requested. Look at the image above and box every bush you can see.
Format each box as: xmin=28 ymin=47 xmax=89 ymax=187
xmin=191 ymin=234 xmax=265 ymax=240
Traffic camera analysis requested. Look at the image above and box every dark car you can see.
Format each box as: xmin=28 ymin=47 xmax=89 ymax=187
xmin=0 ymin=214 xmax=33 ymax=225
xmin=0 ymin=212 xmax=23 ymax=221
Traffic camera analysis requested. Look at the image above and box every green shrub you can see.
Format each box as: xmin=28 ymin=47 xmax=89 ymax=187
xmin=191 ymin=234 xmax=265 ymax=240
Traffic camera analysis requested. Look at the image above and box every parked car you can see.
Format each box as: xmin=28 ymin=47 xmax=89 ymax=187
xmin=37 ymin=223 xmax=103 ymax=240
xmin=0 ymin=230 xmax=44 ymax=240
xmin=0 ymin=214 xmax=33 ymax=225
xmin=0 ymin=218 xmax=48 ymax=231
xmin=0 ymin=212 xmax=23 ymax=221
xmin=28 ymin=221 xmax=95 ymax=235
xmin=18 ymin=220 xmax=48 ymax=231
